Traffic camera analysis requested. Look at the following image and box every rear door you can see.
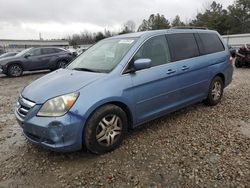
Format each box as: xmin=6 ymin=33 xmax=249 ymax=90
xmin=127 ymin=35 xmax=180 ymax=124
xmin=41 ymin=48 xmax=58 ymax=68
xmin=166 ymin=33 xmax=209 ymax=105
xmin=26 ymin=48 xmax=45 ymax=70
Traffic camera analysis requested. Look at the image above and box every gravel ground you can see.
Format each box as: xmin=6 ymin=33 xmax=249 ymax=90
xmin=0 ymin=68 xmax=249 ymax=188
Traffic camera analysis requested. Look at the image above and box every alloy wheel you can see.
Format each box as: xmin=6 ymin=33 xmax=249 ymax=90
xmin=211 ymin=81 xmax=222 ymax=101
xmin=58 ymin=61 xmax=67 ymax=68
xmin=9 ymin=65 xmax=22 ymax=77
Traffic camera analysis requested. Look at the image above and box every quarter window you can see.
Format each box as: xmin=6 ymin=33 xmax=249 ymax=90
xmin=54 ymin=48 xmax=63 ymax=53
xmin=198 ymin=33 xmax=225 ymax=55
xmin=133 ymin=35 xmax=171 ymax=67
xmin=167 ymin=33 xmax=199 ymax=61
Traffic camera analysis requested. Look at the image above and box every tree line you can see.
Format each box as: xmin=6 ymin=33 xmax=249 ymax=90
xmin=68 ymin=0 xmax=250 ymax=46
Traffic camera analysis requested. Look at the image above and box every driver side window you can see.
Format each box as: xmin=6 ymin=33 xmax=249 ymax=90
xmin=29 ymin=48 xmax=42 ymax=56
xmin=133 ymin=35 xmax=171 ymax=67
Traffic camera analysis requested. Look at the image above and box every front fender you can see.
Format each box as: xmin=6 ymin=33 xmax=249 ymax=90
xmin=2 ymin=61 xmax=24 ymax=73
xmin=85 ymin=97 xmax=133 ymax=120
xmin=71 ymin=96 xmax=135 ymax=128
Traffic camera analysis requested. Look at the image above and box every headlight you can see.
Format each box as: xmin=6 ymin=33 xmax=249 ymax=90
xmin=37 ymin=92 xmax=79 ymax=117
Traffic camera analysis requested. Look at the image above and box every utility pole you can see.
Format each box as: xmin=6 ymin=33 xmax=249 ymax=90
xmin=39 ymin=32 xmax=42 ymax=40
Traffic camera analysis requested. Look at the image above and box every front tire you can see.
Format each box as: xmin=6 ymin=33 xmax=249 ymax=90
xmin=7 ymin=64 xmax=23 ymax=77
xmin=57 ymin=60 xmax=68 ymax=69
xmin=204 ymin=76 xmax=224 ymax=106
xmin=84 ymin=104 xmax=128 ymax=154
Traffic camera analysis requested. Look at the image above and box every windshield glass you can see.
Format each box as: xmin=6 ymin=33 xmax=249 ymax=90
xmin=67 ymin=38 xmax=136 ymax=73
xmin=16 ymin=48 xmax=32 ymax=57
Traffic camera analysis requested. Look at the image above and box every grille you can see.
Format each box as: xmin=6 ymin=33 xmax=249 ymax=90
xmin=16 ymin=96 xmax=36 ymax=119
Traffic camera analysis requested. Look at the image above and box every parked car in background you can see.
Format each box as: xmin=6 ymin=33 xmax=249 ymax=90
xmin=0 ymin=52 xmax=18 ymax=59
xmin=15 ymin=29 xmax=233 ymax=154
xmin=77 ymin=48 xmax=87 ymax=56
xmin=66 ymin=48 xmax=78 ymax=57
xmin=0 ymin=47 xmax=74 ymax=77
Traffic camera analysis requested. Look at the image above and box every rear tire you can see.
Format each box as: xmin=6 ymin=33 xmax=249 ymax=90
xmin=204 ymin=76 xmax=224 ymax=106
xmin=7 ymin=64 xmax=23 ymax=77
xmin=84 ymin=104 xmax=128 ymax=154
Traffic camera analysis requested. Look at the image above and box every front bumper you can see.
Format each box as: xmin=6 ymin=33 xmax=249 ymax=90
xmin=0 ymin=64 xmax=7 ymax=74
xmin=15 ymin=103 xmax=86 ymax=152
xmin=0 ymin=65 xmax=3 ymax=73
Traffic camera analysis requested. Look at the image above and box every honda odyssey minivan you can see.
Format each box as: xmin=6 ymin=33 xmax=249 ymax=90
xmin=15 ymin=29 xmax=233 ymax=154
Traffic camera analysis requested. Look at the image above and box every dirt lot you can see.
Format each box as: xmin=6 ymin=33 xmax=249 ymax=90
xmin=0 ymin=68 xmax=249 ymax=188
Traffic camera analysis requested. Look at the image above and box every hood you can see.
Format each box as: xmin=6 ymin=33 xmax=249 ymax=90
xmin=0 ymin=56 xmax=23 ymax=64
xmin=22 ymin=68 xmax=106 ymax=104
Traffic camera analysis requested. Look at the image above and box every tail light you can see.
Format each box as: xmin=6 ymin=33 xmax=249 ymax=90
xmin=228 ymin=56 xmax=233 ymax=64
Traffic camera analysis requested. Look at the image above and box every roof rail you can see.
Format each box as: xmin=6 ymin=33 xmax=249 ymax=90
xmin=171 ymin=26 xmax=208 ymax=30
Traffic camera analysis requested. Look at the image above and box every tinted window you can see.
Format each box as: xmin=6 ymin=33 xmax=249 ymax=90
xmin=42 ymin=48 xmax=56 ymax=55
xmin=54 ymin=48 xmax=63 ymax=53
xmin=29 ymin=48 xmax=42 ymax=56
xmin=133 ymin=35 xmax=171 ymax=67
xmin=167 ymin=33 xmax=199 ymax=61
xmin=198 ymin=33 xmax=225 ymax=55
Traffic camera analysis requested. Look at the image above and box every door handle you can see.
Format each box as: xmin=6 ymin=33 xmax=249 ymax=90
xmin=166 ymin=69 xmax=176 ymax=75
xmin=182 ymin=66 xmax=190 ymax=71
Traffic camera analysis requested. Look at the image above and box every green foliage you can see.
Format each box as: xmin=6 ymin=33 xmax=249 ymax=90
xmin=119 ymin=20 xmax=136 ymax=34
xmin=69 ymin=0 xmax=250 ymax=45
xmin=138 ymin=13 xmax=171 ymax=31
xmin=191 ymin=1 xmax=230 ymax=34
xmin=227 ymin=0 xmax=250 ymax=33
xmin=191 ymin=0 xmax=250 ymax=34
xmin=171 ymin=15 xmax=185 ymax=27
xmin=95 ymin=32 xmax=105 ymax=42
xmin=138 ymin=0 xmax=250 ymax=35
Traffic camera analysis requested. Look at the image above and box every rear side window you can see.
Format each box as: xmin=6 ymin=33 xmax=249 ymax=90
xmin=42 ymin=48 xmax=56 ymax=55
xmin=133 ymin=35 xmax=171 ymax=67
xmin=167 ymin=33 xmax=199 ymax=61
xmin=198 ymin=33 xmax=225 ymax=55
xmin=54 ymin=48 xmax=64 ymax=53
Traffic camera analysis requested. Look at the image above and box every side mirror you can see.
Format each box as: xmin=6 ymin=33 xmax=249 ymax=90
xmin=24 ymin=53 xmax=31 ymax=58
xmin=134 ymin=58 xmax=151 ymax=71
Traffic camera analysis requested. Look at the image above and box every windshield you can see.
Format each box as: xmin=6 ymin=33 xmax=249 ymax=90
xmin=67 ymin=38 xmax=136 ymax=73
xmin=16 ymin=48 xmax=32 ymax=57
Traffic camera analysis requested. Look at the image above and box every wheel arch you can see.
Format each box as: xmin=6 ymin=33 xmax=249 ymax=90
xmin=85 ymin=100 xmax=134 ymax=130
xmin=57 ymin=58 xmax=69 ymax=63
xmin=214 ymin=73 xmax=225 ymax=87
xmin=6 ymin=61 xmax=24 ymax=69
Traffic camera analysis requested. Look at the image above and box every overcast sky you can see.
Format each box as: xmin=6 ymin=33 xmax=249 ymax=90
xmin=0 ymin=0 xmax=234 ymax=40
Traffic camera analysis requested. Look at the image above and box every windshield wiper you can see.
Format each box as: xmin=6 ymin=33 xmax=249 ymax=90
xmin=73 ymin=67 xmax=98 ymax=73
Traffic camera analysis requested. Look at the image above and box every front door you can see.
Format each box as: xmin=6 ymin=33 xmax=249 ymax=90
xmin=26 ymin=48 xmax=46 ymax=70
xmin=128 ymin=35 xmax=180 ymax=124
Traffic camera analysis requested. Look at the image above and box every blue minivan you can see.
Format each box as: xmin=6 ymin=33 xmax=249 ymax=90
xmin=15 ymin=29 xmax=233 ymax=154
